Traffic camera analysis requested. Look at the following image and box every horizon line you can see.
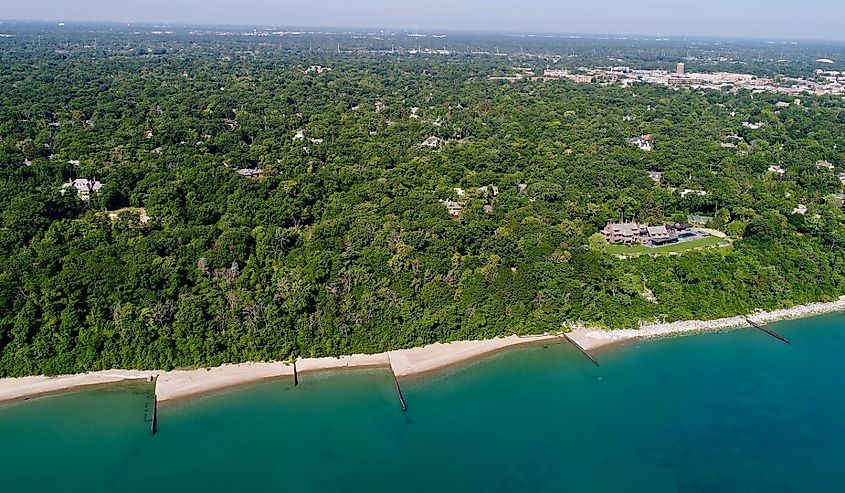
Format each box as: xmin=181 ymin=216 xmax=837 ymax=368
xmin=2 ymin=18 xmax=845 ymax=45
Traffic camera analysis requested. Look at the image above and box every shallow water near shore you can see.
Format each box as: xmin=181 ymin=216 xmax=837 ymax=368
xmin=2 ymin=313 xmax=845 ymax=492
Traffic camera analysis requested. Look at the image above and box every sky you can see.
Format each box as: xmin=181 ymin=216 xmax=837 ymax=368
xmin=1 ymin=0 xmax=843 ymax=41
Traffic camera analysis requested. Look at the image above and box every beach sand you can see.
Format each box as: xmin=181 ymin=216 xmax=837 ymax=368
xmin=388 ymin=334 xmax=559 ymax=378
xmin=1 ymin=296 xmax=844 ymax=404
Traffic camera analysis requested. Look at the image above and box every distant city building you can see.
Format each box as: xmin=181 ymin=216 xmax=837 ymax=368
xmin=668 ymin=76 xmax=703 ymax=86
xmin=816 ymin=160 xmax=835 ymax=171
xmin=768 ymin=165 xmax=786 ymax=175
xmin=676 ymin=62 xmax=685 ymax=75
xmin=543 ymin=69 xmax=592 ymax=83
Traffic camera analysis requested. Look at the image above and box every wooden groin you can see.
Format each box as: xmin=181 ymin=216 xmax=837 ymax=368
xmin=150 ymin=376 xmax=158 ymax=435
xmin=387 ymin=355 xmax=407 ymax=412
xmin=150 ymin=397 xmax=158 ymax=434
xmin=393 ymin=372 xmax=407 ymax=412
xmin=560 ymin=333 xmax=599 ymax=366
xmin=745 ymin=317 xmax=790 ymax=345
xmin=293 ymin=362 xmax=299 ymax=387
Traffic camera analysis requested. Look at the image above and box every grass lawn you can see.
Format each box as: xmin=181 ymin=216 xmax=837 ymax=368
xmin=607 ymin=235 xmax=729 ymax=256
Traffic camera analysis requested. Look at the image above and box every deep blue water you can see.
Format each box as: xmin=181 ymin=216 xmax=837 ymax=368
xmin=2 ymin=313 xmax=844 ymax=492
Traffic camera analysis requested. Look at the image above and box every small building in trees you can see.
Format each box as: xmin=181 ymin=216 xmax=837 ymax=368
xmin=235 ymin=168 xmax=264 ymax=179
xmin=680 ymin=189 xmax=707 ymax=198
xmin=439 ymin=199 xmax=464 ymax=217
xmin=627 ymin=135 xmax=653 ymax=151
xmin=768 ymin=165 xmax=786 ymax=175
xmin=420 ymin=136 xmax=443 ymax=149
xmin=648 ymin=171 xmax=662 ymax=184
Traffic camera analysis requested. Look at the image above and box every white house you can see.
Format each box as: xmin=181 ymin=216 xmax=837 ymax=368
xmin=60 ymin=178 xmax=103 ymax=201
xmin=680 ymin=189 xmax=707 ymax=198
xmin=627 ymin=136 xmax=653 ymax=151
xmin=420 ymin=136 xmax=443 ymax=148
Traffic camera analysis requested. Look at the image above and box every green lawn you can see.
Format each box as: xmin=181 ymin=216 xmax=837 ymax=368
xmin=607 ymin=235 xmax=729 ymax=256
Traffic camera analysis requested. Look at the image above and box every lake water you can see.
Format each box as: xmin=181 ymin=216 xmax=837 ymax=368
xmin=2 ymin=313 xmax=845 ymax=492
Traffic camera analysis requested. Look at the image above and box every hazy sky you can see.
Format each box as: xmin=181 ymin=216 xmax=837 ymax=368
xmin=1 ymin=0 xmax=843 ymax=41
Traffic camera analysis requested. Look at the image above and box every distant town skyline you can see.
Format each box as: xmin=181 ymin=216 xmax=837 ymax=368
xmin=1 ymin=0 xmax=844 ymax=42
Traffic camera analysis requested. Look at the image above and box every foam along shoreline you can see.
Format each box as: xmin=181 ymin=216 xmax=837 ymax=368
xmin=1 ymin=297 xmax=844 ymax=405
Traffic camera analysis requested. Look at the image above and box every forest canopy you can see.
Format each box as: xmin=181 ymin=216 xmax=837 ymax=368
xmin=1 ymin=24 xmax=845 ymax=376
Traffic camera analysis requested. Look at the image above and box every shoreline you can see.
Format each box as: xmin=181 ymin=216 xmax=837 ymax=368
xmin=566 ymin=296 xmax=845 ymax=351
xmin=1 ymin=297 xmax=844 ymax=405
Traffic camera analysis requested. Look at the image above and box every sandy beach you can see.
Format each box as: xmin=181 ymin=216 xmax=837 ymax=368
xmin=1 ymin=296 xmax=844 ymax=405
xmin=387 ymin=334 xmax=559 ymax=378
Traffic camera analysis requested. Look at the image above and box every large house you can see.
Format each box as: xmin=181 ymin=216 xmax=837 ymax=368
xmin=602 ymin=222 xmax=687 ymax=246
xmin=60 ymin=178 xmax=103 ymax=201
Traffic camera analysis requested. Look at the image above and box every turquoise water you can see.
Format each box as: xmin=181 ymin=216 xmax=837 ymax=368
xmin=2 ymin=314 xmax=845 ymax=492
